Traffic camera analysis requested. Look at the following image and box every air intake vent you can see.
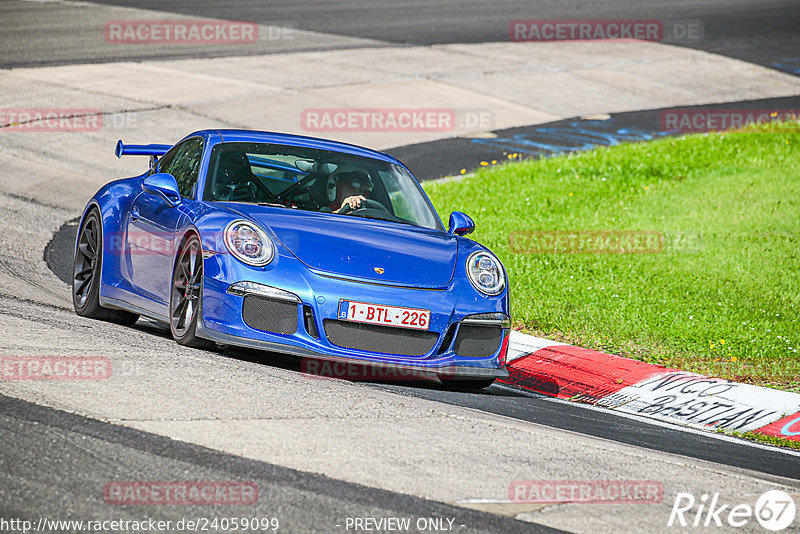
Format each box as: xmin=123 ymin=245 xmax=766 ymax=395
xmin=303 ymin=305 xmax=319 ymax=338
xmin=242 ymin=296 xmax=298 ymax=335
xmin=437 ymin=323 xmax=458 ymax=354
xmin=453 ymin=325 xmax=503 ymax=358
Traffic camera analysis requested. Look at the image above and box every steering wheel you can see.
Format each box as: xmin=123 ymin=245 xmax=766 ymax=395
xmin=338 ymin=198 xmax=390 ymax=215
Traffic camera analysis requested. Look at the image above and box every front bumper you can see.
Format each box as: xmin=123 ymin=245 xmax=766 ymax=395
xmin=198 ymin=250 xmax=510 ymax=379
xmin=195 ymin=323 xmax=507 ymax=380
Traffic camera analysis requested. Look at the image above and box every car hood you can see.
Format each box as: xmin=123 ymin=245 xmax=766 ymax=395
xmin=226 ymin=205 xmax=457 ymax=287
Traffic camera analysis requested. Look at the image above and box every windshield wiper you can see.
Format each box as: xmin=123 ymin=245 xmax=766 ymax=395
xmin=258 ymin=202 xmax=289 ymax=208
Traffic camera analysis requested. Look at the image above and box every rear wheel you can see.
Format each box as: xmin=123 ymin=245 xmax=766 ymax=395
xmin=72 ymin=209 xmax=139 ymax=325
xmin=440 ymin=378 xmax=496 ymax=390
xmin=170 ymin=234 xmax=211 ymax=348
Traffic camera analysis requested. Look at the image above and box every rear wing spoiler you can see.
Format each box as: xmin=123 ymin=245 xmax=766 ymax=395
xmin=115 ymin=140 xmax=172 ymax=166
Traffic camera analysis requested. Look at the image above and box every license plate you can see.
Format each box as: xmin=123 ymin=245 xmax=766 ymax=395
xmin=338 ymin=300 xmax=430 ymax=330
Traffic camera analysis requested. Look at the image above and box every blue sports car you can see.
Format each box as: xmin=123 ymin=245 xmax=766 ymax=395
xmin=73 ymin=130 xmax=509 ymax=388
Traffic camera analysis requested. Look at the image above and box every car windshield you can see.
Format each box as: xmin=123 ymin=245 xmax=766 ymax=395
xmin=203 ymin=142 xmax=443 ymax=231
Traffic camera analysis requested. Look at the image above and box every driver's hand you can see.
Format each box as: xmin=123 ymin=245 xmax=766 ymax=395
xmin=337 ymin=195 xmax=366 ymax=212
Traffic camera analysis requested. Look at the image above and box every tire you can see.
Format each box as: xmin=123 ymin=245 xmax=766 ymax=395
xmin=169 ymin=234 xmax=212 ymax=348
xmin=72 ymin=209 xmax=139 ymax=325
xmin=440 ymin=378 xmax=496 ymax=390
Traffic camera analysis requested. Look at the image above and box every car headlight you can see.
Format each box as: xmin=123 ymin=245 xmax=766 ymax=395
xmin=466 ymin=251 xmax=506 ymax=296
xmin=224 ymin=220 xmax=274 ymax=266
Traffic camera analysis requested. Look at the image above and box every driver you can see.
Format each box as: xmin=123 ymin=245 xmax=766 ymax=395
xmin=330 ymin=170 xmax=374 ymax=213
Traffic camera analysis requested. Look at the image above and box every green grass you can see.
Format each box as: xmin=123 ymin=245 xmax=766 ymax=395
xmin=424 ymin=122 xmax=800 ymax=392
xmin=717 ymin=427 xmax=800 ymax=451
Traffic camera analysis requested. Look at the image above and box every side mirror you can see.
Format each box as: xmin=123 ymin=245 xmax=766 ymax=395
xmin=142 ymin=173 xmax=181 ymax=207
xmin=447 ymin=211 xmax=475 ymax=236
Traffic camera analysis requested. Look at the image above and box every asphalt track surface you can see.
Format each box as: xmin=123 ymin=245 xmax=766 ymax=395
xmin=4 ymin=0 xmax=799 ymax=72
xmin=0 ymin=394 xmax=560 ymax=534
xmin=6 ymin=0 xmax=800 ymax=530
xmin=37 ymin=219 xmax=800 ymax=481
xmin=41 ymin=98 xmax=800 ymax=482
xmin=377 ymin=383 xmax=800 ymax=481
xmin=389 ymin=95 xmax=800 ymax=180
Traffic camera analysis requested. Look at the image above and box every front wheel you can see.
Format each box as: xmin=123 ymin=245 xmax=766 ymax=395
xmin=170 ymin=234 xmax=212 ymax=348
xmin=440 ymin=378 xmax=496 ymax=390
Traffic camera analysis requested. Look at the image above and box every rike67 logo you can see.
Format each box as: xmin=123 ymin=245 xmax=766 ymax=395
xmin=669 ymin=490 xmax=796 ymax=531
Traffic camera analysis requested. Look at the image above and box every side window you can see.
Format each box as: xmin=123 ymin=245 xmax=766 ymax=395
xmin=155 ymin=146 xmax=177 ymax=174
xmin=161 ymin=138 xmax=204 ymax=198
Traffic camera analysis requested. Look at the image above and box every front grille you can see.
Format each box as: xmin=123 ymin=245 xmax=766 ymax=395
xmin=453 ymin=325 xmax=503 ymax=358
xmin=323 ymin=320 xmax=439 ymax=356
xmin=242 ymin=296 xmax=298 ymax=335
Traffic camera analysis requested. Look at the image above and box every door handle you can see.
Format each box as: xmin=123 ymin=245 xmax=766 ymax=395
xmin=130 ymin=207 xmax=140 ymax=222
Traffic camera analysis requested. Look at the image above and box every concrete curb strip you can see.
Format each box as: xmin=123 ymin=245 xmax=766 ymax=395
xmin=504 ymin=331 xmax=800 ymax=442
